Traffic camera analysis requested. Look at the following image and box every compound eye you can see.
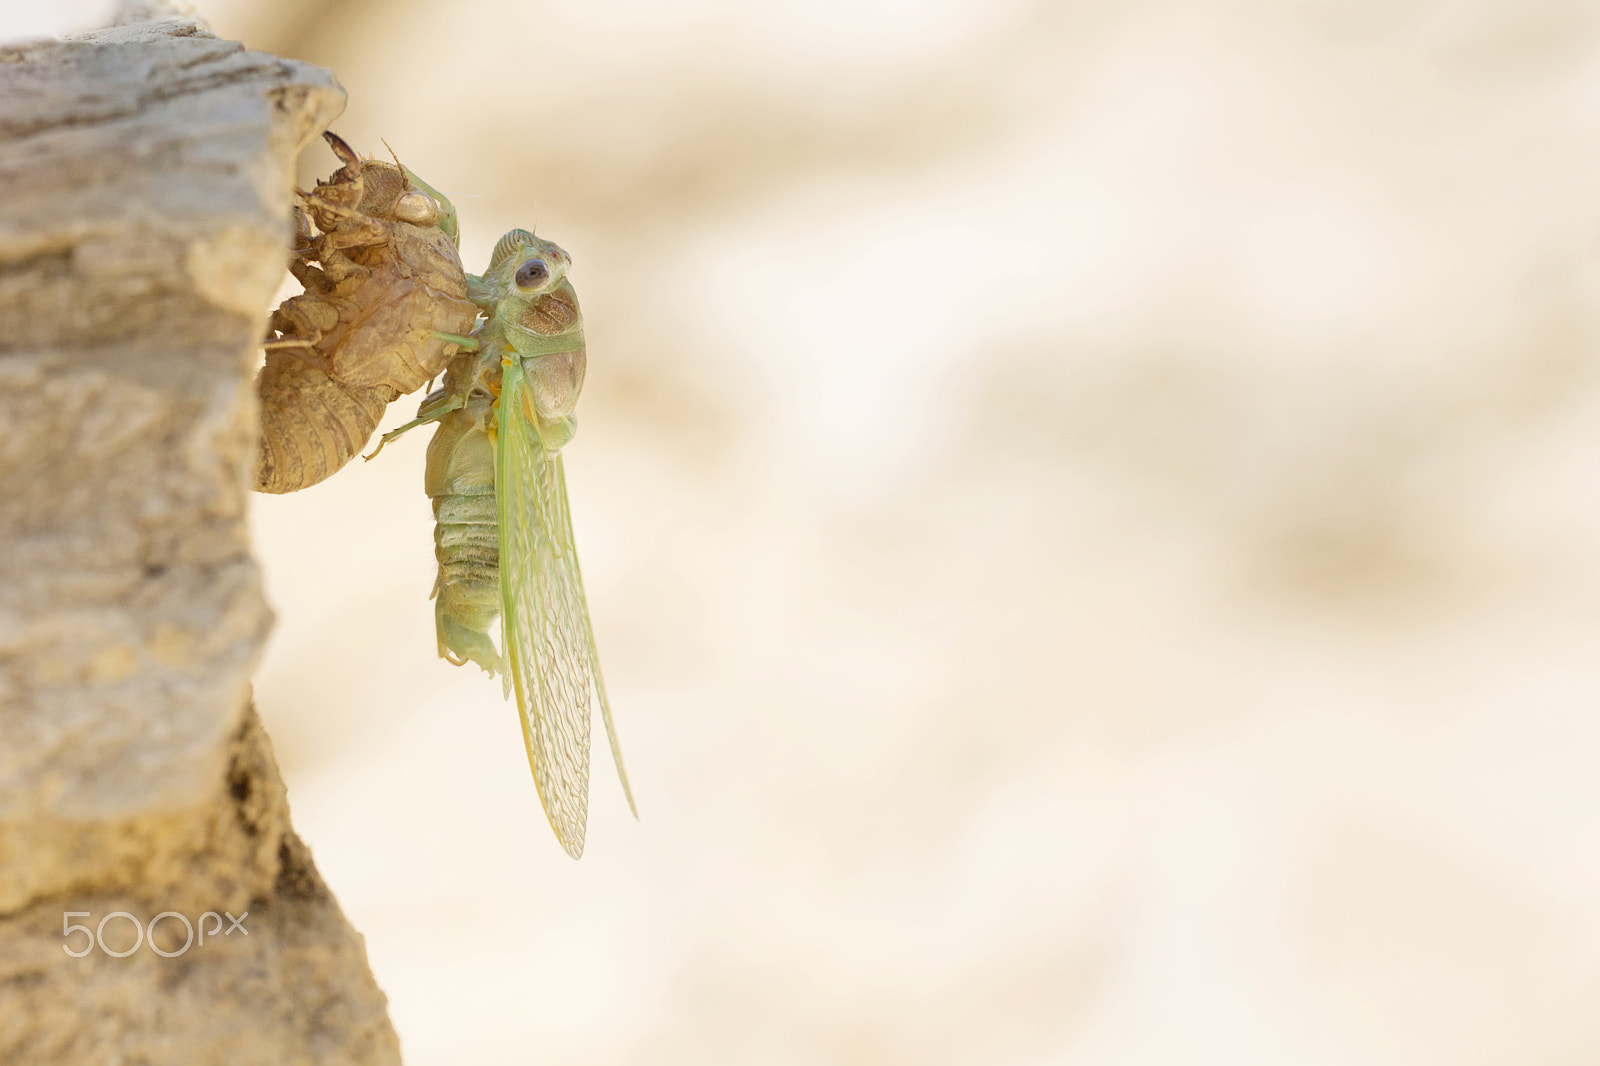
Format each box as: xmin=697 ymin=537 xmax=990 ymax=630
xmin=516 ymin=259 xmax=551 ymax=289
xmin=392 ymin=190 xmax=441 ymax=225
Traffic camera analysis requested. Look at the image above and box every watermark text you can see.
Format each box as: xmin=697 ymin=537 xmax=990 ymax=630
xmin=62 ymin=910 xmax=248 ymax=958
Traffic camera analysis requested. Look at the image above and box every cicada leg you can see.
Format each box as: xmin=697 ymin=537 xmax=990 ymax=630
xmin=323 ymin=130 xmax=362 ymax=172
xmin=465 ymin=274 xmax=495 ymax=309
xmin=430 ymin=331 xmax=480 ymax=350
xmin=307 ymin=201 xmax=387 ymax=251
xmin=287 ymin=254 xmax=331 ymax=293
xmin=261 ymin=336 xmax=319 ymax=351
xmin=363 ymin=390 xmax=465 ymax=460
xmin=297 ymin=132 xmax=368 ymax=235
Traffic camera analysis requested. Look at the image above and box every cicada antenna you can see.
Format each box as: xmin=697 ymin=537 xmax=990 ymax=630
xmin=381 ymin=138 xmax=411 ymax=189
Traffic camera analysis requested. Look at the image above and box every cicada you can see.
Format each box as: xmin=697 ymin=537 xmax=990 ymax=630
xmin=378 ymin=229 xmax=634 ymax=857
xmin=255 ymin=132 xmax=479 ymax=493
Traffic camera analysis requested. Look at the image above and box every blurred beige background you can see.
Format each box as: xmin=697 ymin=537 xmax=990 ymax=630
xmin=30 ymin=0 xmax=1600 ymax=1062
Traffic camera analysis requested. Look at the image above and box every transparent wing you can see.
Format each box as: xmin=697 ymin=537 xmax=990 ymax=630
xmin=497 ymin=357 xmax=597 ymax=857
xmin=556 ymin=467 xmax=638 ymax=822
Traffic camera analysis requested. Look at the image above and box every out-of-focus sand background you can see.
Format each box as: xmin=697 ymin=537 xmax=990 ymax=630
xmin=28 ymin=0 xmax=1600 ymax=1062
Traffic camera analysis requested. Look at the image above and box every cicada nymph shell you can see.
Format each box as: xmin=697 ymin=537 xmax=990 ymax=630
xmin=254 ymin=132 xmax=479 ymax=493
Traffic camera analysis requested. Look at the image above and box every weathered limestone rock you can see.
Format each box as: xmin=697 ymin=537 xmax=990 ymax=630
xmin=0 ymin=12 xmax=402 ymax=1064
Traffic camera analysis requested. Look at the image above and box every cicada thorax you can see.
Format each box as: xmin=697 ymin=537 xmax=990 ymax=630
xmin=424 ymin=347 xmax=506 ymax=677
xmin=513 ymin=280 xmax=587 ymax=424
xmin=254 ymin=132 xmax=478 ymax=494
xmin=519 ymin=282 xmax=581 ymax=335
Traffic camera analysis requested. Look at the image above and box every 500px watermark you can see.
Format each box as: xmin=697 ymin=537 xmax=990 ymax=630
xmin=61 ymin=910 xmax=248 ymax=958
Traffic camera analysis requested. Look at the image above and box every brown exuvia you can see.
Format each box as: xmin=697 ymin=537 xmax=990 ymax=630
xmin=254 ymin=132 xmax=478 ymax=493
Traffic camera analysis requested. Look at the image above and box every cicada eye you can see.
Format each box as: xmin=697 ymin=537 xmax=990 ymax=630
xmin=392 ymin=190 xmax=441 ymax=226
xmin=515 ymin=259 xmax=550 ymax=289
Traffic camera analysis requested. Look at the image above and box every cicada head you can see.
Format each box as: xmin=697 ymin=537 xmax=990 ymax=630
xmin=481 ymin=229 xmax=574 ymax=322
xmin=353 ymin=160 xmax=455 ymax=237
xmin=486 ymin=230 xmax=571 ymax=285
xmin=354 ymin=161 xmax=409 ymax=217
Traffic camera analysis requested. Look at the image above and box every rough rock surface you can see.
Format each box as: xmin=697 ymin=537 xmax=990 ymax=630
xmin=0 ymin=13 xmax=402 ymax=1064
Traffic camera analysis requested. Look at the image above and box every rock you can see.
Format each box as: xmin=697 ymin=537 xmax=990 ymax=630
xmin=0 ymin=13 xmax=401 ymax=1064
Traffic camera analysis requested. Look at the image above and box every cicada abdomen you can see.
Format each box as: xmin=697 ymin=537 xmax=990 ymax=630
xmin=254 ymin=132 xmax=479 ymax=493
xmin=421 ymin=346 xmax=505 ymax=678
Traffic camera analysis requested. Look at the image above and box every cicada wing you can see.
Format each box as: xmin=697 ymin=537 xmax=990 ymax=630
xmin=556 ymin=474 xmax=638 ymax=820
xmin=497 ymin=357 xmax=596 ymax=857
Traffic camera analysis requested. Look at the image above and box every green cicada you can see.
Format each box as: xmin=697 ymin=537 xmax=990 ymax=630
xmin=378 ymin=229 xmax=633 ymax=857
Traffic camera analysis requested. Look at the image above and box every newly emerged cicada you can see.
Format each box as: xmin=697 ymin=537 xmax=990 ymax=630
xmin=254 ymin=132 xmax=479 ymax=493
xmin=378 ymin=229 xmax=633 ymax=857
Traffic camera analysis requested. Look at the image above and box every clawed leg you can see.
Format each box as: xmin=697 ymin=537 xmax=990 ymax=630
xmin=261 ymin=336 xmax=319 ymax=351
xmin=308 ymin=202 xmax=388 ymax=250
xmin=287 ymin=254 xmax=329 ymax=292
xmin=322 ymin=130 xmax=363 ymax=176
